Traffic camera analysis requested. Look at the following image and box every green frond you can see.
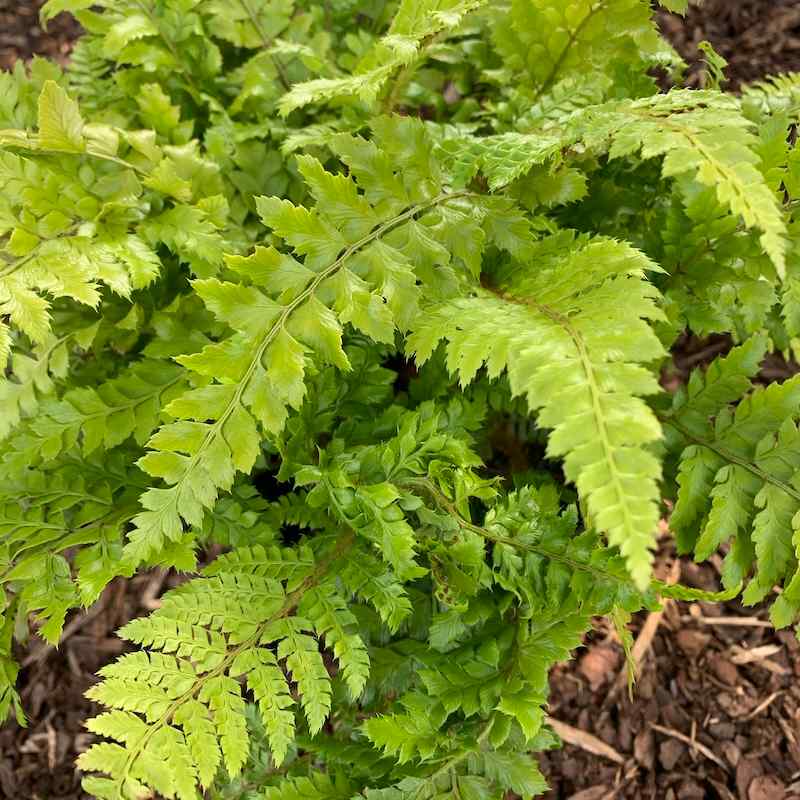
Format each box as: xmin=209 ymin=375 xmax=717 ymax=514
xmin=1 ymin=360 xmax=186 ymax=473
xmin=0 ymin=463 xmax=140 ymax=642
xmin=489 ymin=0 xmax=657 ymax=97
xmin=80 ymin=537 xmax=366 ymax=797
xmin=195 ymin=491 xmax=279 ymax=549
xmin=364 ymin=694 xmax=445 ymax=764
xmin=300 ymin=586 xmax=370 ymax=699
xmin=362 ymin=704 xmax=551 ymax=798
xmin=205 ymin=0 xmax=293 ymax=49
xmin=263 ymin=773 xmax=353 ymax=800
xmin=279 ymin=0 xmax=486 ymax=114
xmin=269 ymin=618 xmax=333 ymax=734
xmin=409 ymin=233 xmax=665 ymax=587
xmin=0 ymin=599 xmax=25 ymax=726
xmin=668 ymin=333 xmax=770 ymax=437
xmin=666 ymin=345 xmax=800 ymax=625
xmin=6 ymin=4 xmax=800 ymax=799
xmin=444 ymin=91 xmax=788 ymax=274
xmin=477 ymin=749 xmax=549 ymax=799
xmin=205 ymin=543 xmax=315 ymax=588
xmin=653 ymin=579 xmax=741 ymax=603
xmin=128 ymin=116 xmax=492 ymax=563
xmin=573 ymin=92 xmax=789 ymax=276
xmin=742 ymin=72 xmax=800 ymax=121
xmin=485 ymin=486 xmax=650 ymax=613
xmin=0 ymin=79 xmax=234 ymax=366
xmin=0 ymin=322 xmax=98 ymax=439
xmin=0 ymin=84 xmax=160 ymax=333
xmin=340 ymin=552 xmax=413 ymax=634
xmin=231 ymin=648 xmax=295 ymax=767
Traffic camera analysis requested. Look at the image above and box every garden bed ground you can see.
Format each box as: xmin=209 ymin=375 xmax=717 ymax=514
xmin=4 ymin=1 xmax=800 ymax=798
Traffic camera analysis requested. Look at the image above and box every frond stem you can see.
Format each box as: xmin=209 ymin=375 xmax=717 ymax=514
xmin=237 ymin=0 xmax=291 ymax=92
xmin=531 ymin=0 xmax=606 ymax=103
xmin=659 ymin=413 xmax=800 ymax=504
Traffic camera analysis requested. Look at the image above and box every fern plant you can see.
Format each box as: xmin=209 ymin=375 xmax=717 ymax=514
xmin=2 ymin=0 xmax=800 ymax=797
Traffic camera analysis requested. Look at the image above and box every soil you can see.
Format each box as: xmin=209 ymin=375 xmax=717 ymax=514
xmin=4 ymin=0 xmax=800 ymax=799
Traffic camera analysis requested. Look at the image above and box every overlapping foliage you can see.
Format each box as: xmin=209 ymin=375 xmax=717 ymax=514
xmin=2 ymin=0 xmax=800 ymax=797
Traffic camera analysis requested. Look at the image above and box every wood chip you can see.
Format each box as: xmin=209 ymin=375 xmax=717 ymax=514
xmin=729 ymin=644 xmax=788 ymax=674
xmin=651 ymin=723 xmax=728 ymax=771
xmin=743 ymin=691 xmax=783 ymax=722
xmin=778 ymin=715 xmax=798 ymax=746
xmin=730 ymin=644 xmax=781 ymax=662
xmin=547 ymin=716 xmax=626 ymax=765
xmin=567 ymin=787 xmax=610 ymax=800
xmin=141 ymin=568 xmax=168 ymax=610
xmin=708 ymin=777 xmax=737 ymax=800
xmin=687 ymin=615 xmax=773 ymax=628
xmin=748 ymin=775 xmax=787 ymax=800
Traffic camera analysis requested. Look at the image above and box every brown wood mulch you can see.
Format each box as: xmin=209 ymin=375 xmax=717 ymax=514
xmin=4 ymin=1 xmax=800 ymax=799
xmin=540 ymin=557 xmax=800 ymax=800
xmin=0 ymin=0 xmax=80 ymax=72
xmin=658 ymin=0 xmax=800 ymax=90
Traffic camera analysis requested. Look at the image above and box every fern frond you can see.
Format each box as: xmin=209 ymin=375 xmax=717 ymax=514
xmin=205 ymin=0 xmax=293 ymax=49
xmin=0 ymin=81 xmax=234 ymax=360
xmin=0 ymin=322 xmax=98 ymax=439
xmin=263 ymin=772 xmax=354 ymax=800
xmin=409 ymin=233 xmax=665 ymax=587
xmin=490 ymin=0 xmax=656 ymax=98
xmin=128 ymin=116 xmax=492 ymax=563
xmin=574 ymin=92 xmax=788 ymax=275
xmin=0 ymin=465 xmax=139 ymax=640
xmin=8 ymin=4 xmax=799 ymax=798
xmin=205 ymin=543 xmax=315 ymax=587
xmin=444 ymin=91 xmax=787 ymax=274
xmin=0 ymin=83 xmax=163 ymax=337
xmin=64 ymin=37 xmax=121 ymax=114
xmin=340 ymin=551 xmax=413 ymax=634
xmin=80 ymin=536 xmax=363 ymax=798
xmin=666 ymin=343 xmax=800 ymax=625
xmin=0 ymin=600 xmax=24 ymax=726
xmin=667 ymin=333 xmax=770 ymax=440
xmin=279 ymin=0 xmax=486 ymax=114
xmin=742 ymin=72 xmax=800 ymax=121
xmin=362 ymin=687 xmax=552 ymax=796
xmin=1 ymin=359 xmax=186 ymax=474
xmin=300 ymin=586 xmax=371 ymax=699
xmin=483 ymin=486 xmax=650 ymax=613
xmin=365 ymin=694 xmax=446 ymax=764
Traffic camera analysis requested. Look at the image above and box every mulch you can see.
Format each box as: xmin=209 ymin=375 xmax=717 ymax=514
xmin=658 ymin=0 xmax=800 ymax=90
xmin=0 ymin=0 xmax=81 ymax=72
xmin=540 ymin=556 xmax=800 ymax=800
xmin=0 ymin=571 xmax=175 ymax=800
xmin=4 ymin=0 xmax=800 ymax=798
